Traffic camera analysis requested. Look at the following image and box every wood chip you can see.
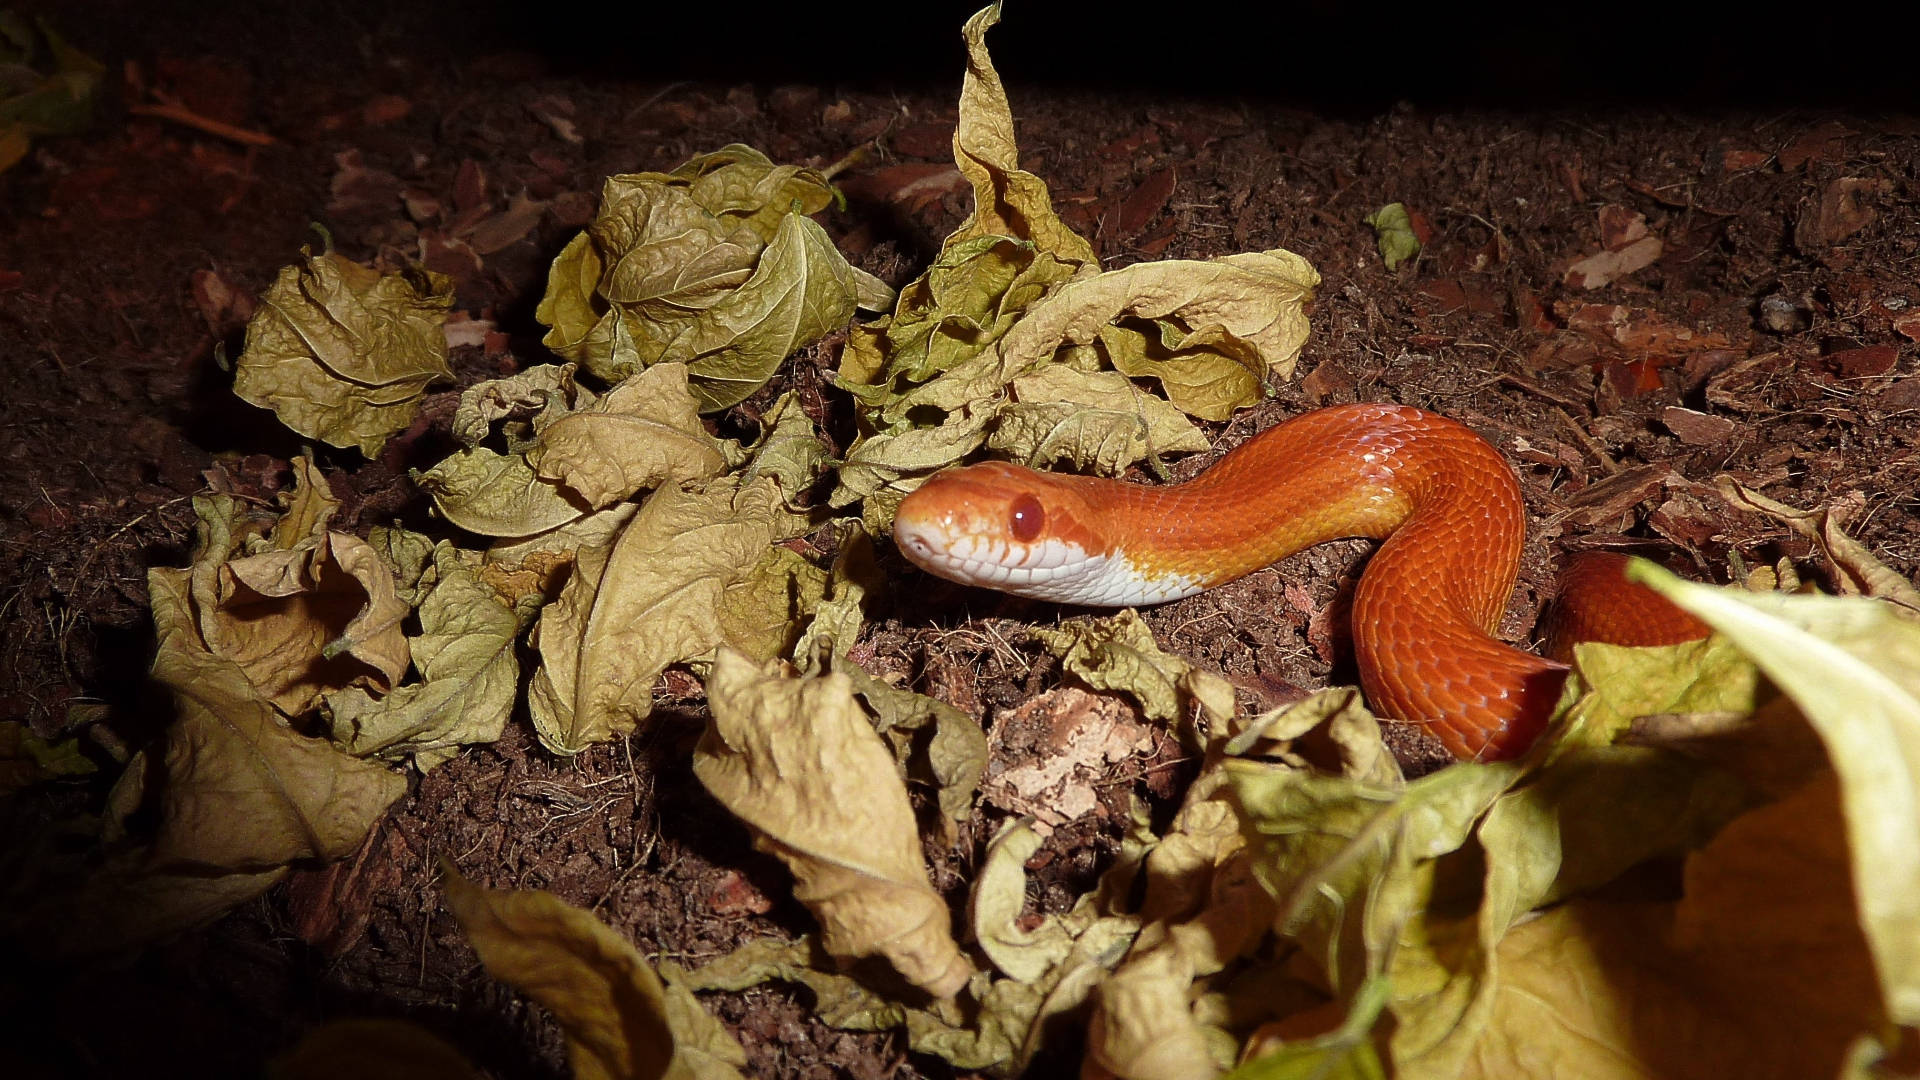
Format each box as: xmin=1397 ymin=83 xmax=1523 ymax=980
xmin=1660 ymin=406 xmax=1739 ymax=446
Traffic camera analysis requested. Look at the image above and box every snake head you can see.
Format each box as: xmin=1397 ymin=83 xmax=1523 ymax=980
xmin=892 ymin=462 xmax=1181 ymax=606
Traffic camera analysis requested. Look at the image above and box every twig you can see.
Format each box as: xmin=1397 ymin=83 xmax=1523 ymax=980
xmin=126 ymin=101 xmax=277 ymax=147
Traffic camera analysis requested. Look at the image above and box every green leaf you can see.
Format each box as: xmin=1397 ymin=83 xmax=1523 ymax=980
xmin=1364 ymin=203 xmax=1420 ymax=270
xmin=0 ymin=15 xmax=103 ymax=161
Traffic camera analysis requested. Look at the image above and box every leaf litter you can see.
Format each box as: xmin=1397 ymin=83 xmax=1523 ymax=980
xmin=11 ymin=4 xmax=1920 ymax=1079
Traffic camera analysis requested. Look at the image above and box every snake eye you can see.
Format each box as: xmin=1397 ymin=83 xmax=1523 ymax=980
xmin=1008 ymin=493 xmax=1045 ymax=543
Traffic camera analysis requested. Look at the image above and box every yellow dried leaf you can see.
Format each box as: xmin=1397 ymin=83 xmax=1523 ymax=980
xmin=1035 ymin=609 xmax=1234 ymax=725
xmin=442 ymin=867 xmax=749 ymax=1080
xmin=148 ymin=567 xmax=405 ymax=871
xmin=527 ymin=476 xmax=806 ymax=754
xmin=451 ymin=362 xmax=596 ymax=448
xmin=415 ymin=446 xmax=590 ymax=538
xmin=529 ymin=362 xmax=729 ymax=507
xmin=234 ymin=252 xmax=453 ymax=456
xmin=1085 ymin=943 xmax=1225 ymax=1080
xmin=831 ymin=407 xmax=996 ymax=531
xmin=740 ymin=391 xmax=829 ymax=504
xmin=485 ymin=500 xmax=640 ymax=571
xmin=950 ymin=4 xmax=1098 ymax=270
xmin=1466 ymin=773 xmax=1883 ymax=1080
xmin=694 ymin=649 xmax=975 ymax=999
xmin=987 ymin=366 xmax=1210 ymax=474
xmin=973 ymin=821 xmax=1075 ymax=981
xmin=170 ymin=481 xmax=410 ymax=716
xmin=838 ymin=235 xmax=1083 ymax=409
xmin=1635 ymin=566 xmax=1920 ymax=1023
xmin=1716 ymin=477 xmax=1920 ymax=615
xmin=1559 ymin=635 xmax=1759 ymax=746
xmin=534 ymin=147 xmax=863 ymax=410
xmin=204 ymin=530 xmax=410 ymax=715
xmin=663 ymin=213 xmax=859 ymax=412
xmin=667 ymin=143 xmax=837 ymax=243
xmin=325 ymin=545 xmax=536 ymax=767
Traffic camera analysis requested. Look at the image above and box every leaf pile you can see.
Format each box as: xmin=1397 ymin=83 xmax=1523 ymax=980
xmin=28 ymin=5 xmax=1920 ymax=1080
xmin=535 ymin=144 xmax=894 ymax=411
xmin=830 ymin=4 xmax=1318 ymax=528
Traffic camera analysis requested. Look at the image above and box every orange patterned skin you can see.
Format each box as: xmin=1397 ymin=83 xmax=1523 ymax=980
xmin=893 ymin=402 xmax=1708 ymax=761
xmin=1541 ymin=551 xmax=1712 ymax=663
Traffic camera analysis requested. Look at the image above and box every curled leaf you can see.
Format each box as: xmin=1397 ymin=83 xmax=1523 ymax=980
xmin=535 ymin=147 xmax=866 ymax=410
xmin=1364 ymin=203 xmax=1420 ymax=270
xmin=973 ymin=821 xmax=1075 ymax=981
xmin=1635 ymin=565 xmax=1920 ymax=1023
xmin=987 ymin=366 xmax=1209 ymax=474
xmin=528 ymin=361 xmax=730 ymax=507
xmin=527 ymin=476 xmax=807 ymax=755
xmin=950 ymin=4 xmax=1099 ymax=269
xmin=176 ymin=470 xmax=410 ymax=715
xmin=1034 ymin=610 xmax=1235 ymax=726
xmin=234 ymin=252 xmax=453 ymax=455
xmin=451 ymin=362 xmax=595 ymax=448
xmin=324 ymin=544 xmax=536 ymax=767
xmin=694 ymin=649 xmax=975 ymax=998
xmin=1715 ymin=477 xmax=1920 ymax=615
xmin=416 ymin=446 xmax=590 ymax=538
xmin=442 ymin=865 xmax=749 ymax=1080
xmin=149 ymin=567 xmax=405 ymax=872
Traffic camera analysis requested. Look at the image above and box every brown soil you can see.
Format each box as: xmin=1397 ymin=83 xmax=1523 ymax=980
xmin=3 ymin=2 xmax=1917 ymax=1077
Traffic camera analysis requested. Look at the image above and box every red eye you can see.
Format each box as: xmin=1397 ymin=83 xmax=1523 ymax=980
xmin=1008 ymin=493 xmax=1045 ymax=542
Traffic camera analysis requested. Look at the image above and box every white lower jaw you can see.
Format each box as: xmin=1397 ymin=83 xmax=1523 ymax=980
xmin=896 ymin=522 xmax=1204 ymax=608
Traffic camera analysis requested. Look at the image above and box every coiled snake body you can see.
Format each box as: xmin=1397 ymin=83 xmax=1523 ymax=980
xmin=892 ymin=402 xmax=1707 ymax=760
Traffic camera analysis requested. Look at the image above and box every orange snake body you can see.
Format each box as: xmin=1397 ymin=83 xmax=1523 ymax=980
xmin=892 ymin=402 xmax=1707 ymax=760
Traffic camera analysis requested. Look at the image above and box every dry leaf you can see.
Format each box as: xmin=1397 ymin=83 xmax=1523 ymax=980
xmin=148 ymin=568 xmax=405 ymax=872
xmin=324 ymin=544 xmax=536 ymax=768
xmin=694 ymin=649 xmax=975 ymax=998
xmin=526 ymin=476 xmax=807 ymax=755
xmin=1715 ymin=477 xmax=1920 ymax=615
xmin=529 ymin=361 xmax=730 ymax=507
xmin=442 ymin=866 xmax=750 ymax=1080
xmin=534 ymin=146 xmax=874 ymax=410
xmin=947 ymin=4 xmax=1098 ymax=270
xmin=233 ymin=251 xmax=453 ymax=455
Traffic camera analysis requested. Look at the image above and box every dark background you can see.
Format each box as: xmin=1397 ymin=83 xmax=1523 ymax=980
xmin=25 ymin=0 xmax=1920 ymax=111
